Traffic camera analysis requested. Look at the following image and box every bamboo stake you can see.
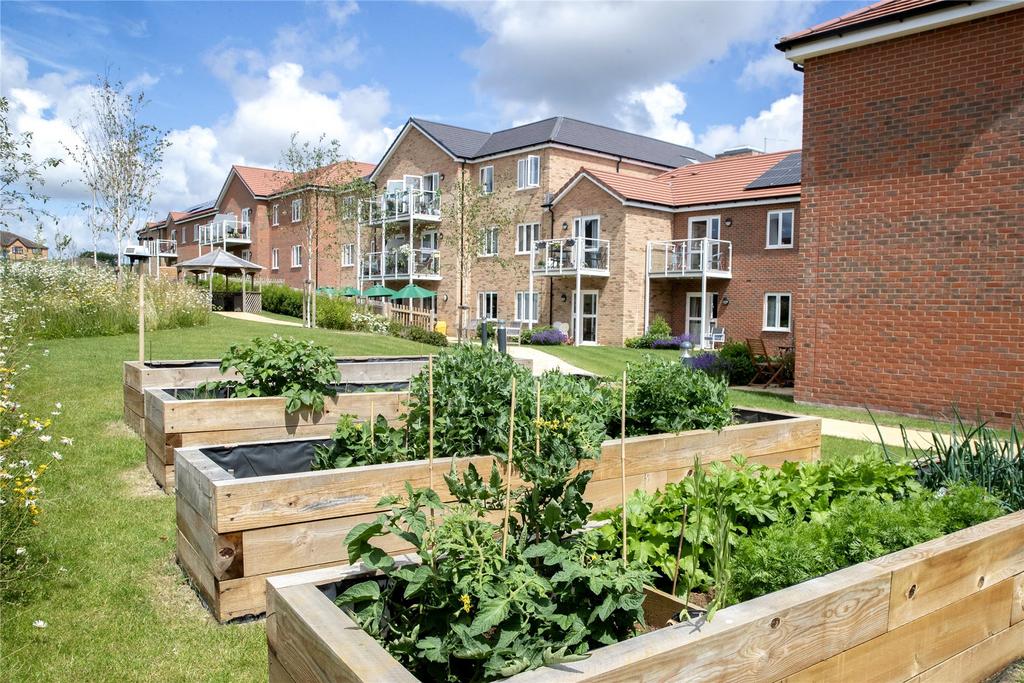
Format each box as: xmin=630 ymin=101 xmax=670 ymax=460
xmin=501 ymin=376 xmax=517 ymax=558
xmin=369 ymin=400 xmax=375 ymax=441
xmin=620 ymin=370 xmax=628 ymax=568
xmin=534 ymin=379 xmax=540 ymax=459
xmin=671 ymin=504 xmax=689 ymax=596
xmin=428 ymin=355 xmax=435 ymax=492
xmin=138 ymin=271 xmax=145 ymax=362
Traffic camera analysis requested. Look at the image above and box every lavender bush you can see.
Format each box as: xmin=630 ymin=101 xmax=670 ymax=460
xmin=650 ymin=334 xmax=696 ymax=350
xmin=685 ymin=351 xmax=732 ymax=379
xmin=529 ymin=328 xmax=568 ymax=346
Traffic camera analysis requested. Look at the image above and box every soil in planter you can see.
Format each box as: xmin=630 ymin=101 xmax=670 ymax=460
xmin=201 ymin=438 xmax=330 ymax=478
xmin=732 ymin=408 xmax=791 ymax=424
xmin=165 ymin=380 xmax=409 ymax=400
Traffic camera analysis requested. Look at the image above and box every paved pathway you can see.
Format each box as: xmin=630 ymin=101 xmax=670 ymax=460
xmin=505 ymin=345 xmax=594 ymax=377
xmin=216 ymin=311 xmax=303 ymax=327
xmin=731 ymin=404 xmax=943 ymax=449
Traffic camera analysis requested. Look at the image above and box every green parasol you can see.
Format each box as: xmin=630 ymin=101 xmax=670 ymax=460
xmin=393 ymin=283 xmax=437 ymax=300
xmin=362 ymin=284 xmax=398 ymax=298
xmin=339 ymin=286 xmax=362 ymax=297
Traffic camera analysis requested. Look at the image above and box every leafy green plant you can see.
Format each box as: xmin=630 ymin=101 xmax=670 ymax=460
xmin=336 ymin=367 xmax=650 ymax=681
xmin=609 ymin=355 xmax=732 ymax=436
xmin=879 ymin=410 xmax=1024 ymax=511
xmin=396 ymin=325 xmax=447 ymax=346
xmin=200 ymin=335 xmax=339 ymax=412
xmin=312 ymin=414 xmax=415 ymax=469
xmin=717 ymin=341 xmax=756 ymax=385
xmin=730 ymin=485 xmax=1004 ymax=602
xmin=624 ymin=315 xmax=674 ymax=349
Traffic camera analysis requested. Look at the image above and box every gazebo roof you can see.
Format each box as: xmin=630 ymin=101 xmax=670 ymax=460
xmin=175 ymin=249 xmax=263 ymax=273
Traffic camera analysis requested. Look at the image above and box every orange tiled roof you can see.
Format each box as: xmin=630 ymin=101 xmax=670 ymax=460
xmin=233 ymin=160 xmax=375 ymax=197
xmin=777 ymin=0 xmax=945 ymax=49
xmin=571 ymin=150 xmax=800 ymax=208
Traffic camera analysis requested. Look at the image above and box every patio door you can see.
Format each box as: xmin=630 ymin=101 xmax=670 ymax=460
xmin=687 ymin=216 xmax=721 ymax=270
xmin=686 ymin=292 xmax=719 ymax=345
xmin=574 ymin=216 xmax=601 ymax=269
xmin=572 ymin=290 xmax=599 ymax=344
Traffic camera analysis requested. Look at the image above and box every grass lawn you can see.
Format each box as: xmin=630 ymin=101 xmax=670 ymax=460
xmin=0 ymin=317 xmax=882 ymax=681
xmin=538 ymin=345 xmax=953 ymax=434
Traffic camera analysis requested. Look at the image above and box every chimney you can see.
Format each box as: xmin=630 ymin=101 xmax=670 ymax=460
xmin=716 ymin=146 xmax=762 ymax=159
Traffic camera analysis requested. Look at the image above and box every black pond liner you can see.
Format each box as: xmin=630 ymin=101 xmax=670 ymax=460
xmin=143 ymin=356 xmax=429 ymax=369
xmin=733 ymin=408 xmax=792 ymax=424
xmin=164 ymin=380 xmax=410 ymax=400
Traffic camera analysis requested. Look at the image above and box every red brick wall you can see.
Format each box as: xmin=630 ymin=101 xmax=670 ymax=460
xmin=649 ymin=201 xmax=801 ymax=350
xmin=797 ymin=10 xmax=1024 ymax=423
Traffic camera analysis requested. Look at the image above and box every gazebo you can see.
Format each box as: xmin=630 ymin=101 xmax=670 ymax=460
xmin=175 ymin=249 xmax=264 ymax=313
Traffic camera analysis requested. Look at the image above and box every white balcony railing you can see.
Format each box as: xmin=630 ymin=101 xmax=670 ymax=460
xmin=360 ymin=248 xmax=441 ymax=280
xmin=199 ymin=219 xmax=251 ymax=247
xmin=647 ymin=238 xmax=732 ymax=278
xmin=531 ymin=237 xmax=610 ymax=276
xmin=359 ymin=189 xmax=441 ymax=225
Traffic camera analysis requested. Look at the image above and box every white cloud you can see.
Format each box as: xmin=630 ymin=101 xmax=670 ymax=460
xmin=446 ymin=0 xmax=815 ymax=124
xmin=738 ymin=52 xmax=802 ymax=90
xmin=616 ymin=83 xmax=696 ymax=147
xmin=697 ymin=93 xmax=803 ymax=154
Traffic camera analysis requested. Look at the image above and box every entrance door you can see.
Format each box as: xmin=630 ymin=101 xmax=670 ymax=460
xmin=687 ymin=216 xmax=721 ymax=270
xmin=572 ymin=290 xmax=599 ymax=344
xmin=686 ymin=292 xmax=719 ymax=345
xmin=574 ymin=216 xmax=601 ymax=269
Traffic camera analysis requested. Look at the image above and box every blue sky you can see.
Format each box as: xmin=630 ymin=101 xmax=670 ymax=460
xmin=1 ymin=0 xmax=862 ymax=248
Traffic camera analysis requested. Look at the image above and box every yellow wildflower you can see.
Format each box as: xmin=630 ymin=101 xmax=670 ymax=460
xmin=459 ymin=593 xmax=472 ymax=614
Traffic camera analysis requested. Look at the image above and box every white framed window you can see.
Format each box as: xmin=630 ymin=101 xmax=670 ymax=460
xmin=766 ymin=209 xmax=794 ymax=249
xmin=479 ymin=165 xmax=494 ymax=194
xmin=479 ymin=226 xmax=499 ymax=257
xmin=271 ymin=248 xmax=279 ymax=270
xmin=242 ymin=249 xmax=252 ymax=261
xmin=515 ymin=222 xmax=540 ymax=255
xmin=193 ymin=224 xmax=200 ymax=241
xmin=291 ymin=199 xmax=302 ymax=222
xmin=516 ymin=155 xmax=540 ymax=189
xmin=515 ymin=291 xmax=540 ymax=323
xmin=291 ymin=244 xmax=302 ymax=268
xmin=478 ymin=291 xmax=498 ymax=321
xmin=241 ymin=207 xmax=252 ymax=228
xmin=420 ymin=230 xmax=438 ymax=252
xmin=764 ymin=293 xmax=792 ymax=332
xmin=272 ymin=204 xmax=280 ymax=226
xmin=341 ymin=244 xmax=354 ymax=267
xmin=170 ymin=229 xmax=176 ymax=244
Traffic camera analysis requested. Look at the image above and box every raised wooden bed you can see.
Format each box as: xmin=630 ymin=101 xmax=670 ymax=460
xmin=123 ymin=356 xmax=431 ymax=437
xmin=146 ymin=384 xmax=411 ymax=491
xmin=267 ymin=508 xmax=1024 ymax=682
xmin=175 ymin=412 xmax=821 ymax=621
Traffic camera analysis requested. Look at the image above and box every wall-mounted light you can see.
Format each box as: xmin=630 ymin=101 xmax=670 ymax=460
xmin=560 ymin=293 xmax=567 ymax=303
xmin=561 ymin=222 xmax=569 ymax=232
xmin=724 ymin=218 xmax=733 ymax=228
xmin=721 ymin=295 xmax=730 ymax=306
xmin=442 ymin=293 xmax=449 ymax=303
xmin=439 ymin=173 xmax=445 ymax=181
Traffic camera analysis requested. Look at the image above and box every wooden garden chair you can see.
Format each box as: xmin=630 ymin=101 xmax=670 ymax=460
xmin=746 ymin=338 xmax=785 ymax=387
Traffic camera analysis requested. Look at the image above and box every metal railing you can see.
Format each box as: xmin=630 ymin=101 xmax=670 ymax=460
xmin=142 ymin=239 xmax=177 ymax=257
xmin=531 ymin=237 xmax=610 ymax=275
xmin=647 ymin=238 xmax=732 ymax=277
xmin=360 ymin=247 xmax=441 ymax=280
xmin=359 ymin=189 xmax=441 ymax=225
xmin=199 ymin=219 xmax=251 ymax=247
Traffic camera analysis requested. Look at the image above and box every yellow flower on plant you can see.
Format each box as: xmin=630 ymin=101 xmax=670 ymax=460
xmin=459 ymin=593 xmax=472 ymax=614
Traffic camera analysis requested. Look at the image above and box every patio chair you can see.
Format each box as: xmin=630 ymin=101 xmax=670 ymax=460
xmin=746 ymin=338 xmax=785 ymax=387
xmin=705 ymin=326 xmax=726 ymax=349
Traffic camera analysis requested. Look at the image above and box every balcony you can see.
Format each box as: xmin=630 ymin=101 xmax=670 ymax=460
xmin=531 ymin=237 xmax=610 ymax=276
xmin=647 ymin=238 xmax=732 ymax=278
xmin=125 ymin=239 xmax=176 ymax=259
xmin=199 ymin=219 xmax=251 ymax=248
xmin=360 ymin=248 xmax=441 ymax=281
xmin=360 ymin=189 xmax=441 ymax=226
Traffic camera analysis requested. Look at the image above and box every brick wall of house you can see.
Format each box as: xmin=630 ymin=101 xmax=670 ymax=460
xmin=648 ymin=202 xmax=801 ymax=349
xmin=797 ymin=10 xmax=1024 ymax=422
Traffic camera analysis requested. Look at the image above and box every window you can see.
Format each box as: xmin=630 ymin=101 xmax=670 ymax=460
xmin=12 ymin=246 xmax=24 ymax=255
xmin=193 ymin=224 xmax=200 ymax=241
xmin=766 ymin=209 xmax=794 ymax=249
xmin=764 ymin=293 xmax=792 ymax=332
xmin=241 ymin=207 xmax=252 ymax=228
xmin=242 ymin=249 xmax=252 ymax=261
xmin=170 ymin=229 xmax=176 ymax=244
xmin=271 ymin=248 xmax=279 ymax=270
xmin=291 ymin=244 xmax=302 ymax=268
xmin=479 ymin=227 xmax=499 ymax=256
xmin=341 ymin=244 xmax=354 ymax=267
xmin=515 ymin=291 xmax=540 ymax=322
xmin=291 ymin=199 xmax=302 ymax=222
xmin=272 ymin=204 xmax=280 ymax=226
xmin=515 ymin=223 xmax=540 ymax=254
xmin=478 ymin=292 xmax=498 ymax=321
xmin=516 ymin=155 xmax=540 ymax=189
xmin=479 ymin=165 xmax=494 ymax=194
xmin=420 ymin=230 xmax=438 ymax=252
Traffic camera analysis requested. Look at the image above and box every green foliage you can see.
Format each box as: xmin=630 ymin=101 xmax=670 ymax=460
xmin=730 ymin=486 xmax=1004 ymax=602
xmin=624 ymin=315 xmax=673 ymax=349
xmin=592 ymin=453 xmax=922 ymax=597
xmin=337 ymin=385 xmax=652 ymax=683
xmin=610 ymin=355 xmax=732 ymax=436
xmin=519 ymin=325 xmax=554 ymax=344
xmin=312 ymin=414 xmax=416 ymax=469
xmin=259 ymin=284 xmax=303 ymax=318
xmin=202 ymin=335 xmax=339 ymax=412
xmin=260 ymin=284 xmax=357 ymax=331
xmin=881 ymin=411 xmax=1024 ymax=511
xmin=396 ymin=326 xmax=447 ymax=346
xmin=717 ymin=341 xmax=756 ymax=385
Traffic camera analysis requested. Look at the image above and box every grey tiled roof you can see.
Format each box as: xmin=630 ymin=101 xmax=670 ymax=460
xmin=409 ymin=116 xmax=711 ymax=168
xmin=1 ymin=230 xmax=45 ymax=249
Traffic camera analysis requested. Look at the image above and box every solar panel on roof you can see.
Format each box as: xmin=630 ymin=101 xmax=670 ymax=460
xmin=185 ymin=199 xmax=216 ymax=213
xmin=745 ymin=152 xmax=802 ymax=190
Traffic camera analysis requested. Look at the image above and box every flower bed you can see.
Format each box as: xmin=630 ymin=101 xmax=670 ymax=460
xmin=174 ymin=411 xmax=821 ymax=621
xmin=122 ymin=356 xmax=431 ymax=437
xmin=266 ymin=509 xmax=1024 ymax=682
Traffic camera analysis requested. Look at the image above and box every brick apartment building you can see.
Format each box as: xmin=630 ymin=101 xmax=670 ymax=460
xmin=136 ymin=161 xmax=374 ymax=289
xmin=777 ymin=0 xmax=1024 ymax=422
xmin=1 ymin=230 xmax=48 ymax=260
